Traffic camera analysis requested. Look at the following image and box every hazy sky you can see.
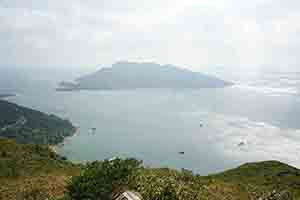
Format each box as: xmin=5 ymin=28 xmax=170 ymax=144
xmin=1 ymin=0 xmax=300 ymax=71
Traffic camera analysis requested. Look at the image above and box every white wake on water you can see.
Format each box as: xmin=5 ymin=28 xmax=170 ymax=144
xmin=233 ymin=84 xmax=299 ymax=96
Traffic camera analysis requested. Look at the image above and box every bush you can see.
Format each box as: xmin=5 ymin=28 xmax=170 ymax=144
xmin=131 ymin=171 xmax=180 ymax=200
xmin=1 ymin=151 xmax=7 ymax=157
xmin=66 ymin=158 xmax=141 ymax=200
xmin=18 ymin=185 xmax=50 ymax=200
xmin=61 ymin=156 xmax=68 ymax=161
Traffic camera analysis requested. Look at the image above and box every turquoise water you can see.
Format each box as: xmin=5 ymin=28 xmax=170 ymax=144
xmin=2 ymin=67 xmax=300 ymax=174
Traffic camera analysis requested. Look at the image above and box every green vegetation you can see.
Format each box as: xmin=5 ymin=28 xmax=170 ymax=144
xmin=212 ymin=161 xmax=300 ymax=199
xmin=0 ymin=138 xmax=80 ymax=200
xmin=66 ymin=158 xmax=300 ymax=200
xmin=0 ymin=139 xmax=78 ymax=178
xmin=0 ymin=138 xmax=299 ymax=200
xmin=0 ymin=100 xmax=75 ymax=145
xmin=67 ymin=158 xmax=141 ymax=200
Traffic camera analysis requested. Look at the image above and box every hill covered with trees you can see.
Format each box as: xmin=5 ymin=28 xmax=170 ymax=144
xmin=0 ymin=100 xmax=75 ymax=145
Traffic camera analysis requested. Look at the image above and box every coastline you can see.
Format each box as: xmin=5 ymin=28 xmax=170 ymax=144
xmin=0 ymin=94 xmax=16 ymax=99
xmin=49 ymin=126 xmax=79 ymax=154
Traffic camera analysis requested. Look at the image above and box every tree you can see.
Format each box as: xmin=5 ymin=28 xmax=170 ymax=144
xmin=66 ymin=158 xmax=141 ymax=200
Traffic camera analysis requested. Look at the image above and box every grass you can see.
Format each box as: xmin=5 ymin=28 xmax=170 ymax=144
xmin=210 ymin=160 xmax=300 ymax=199
xmin=0 ymin=138 xmax=80 ymax=200
xmin=1 ymin=138 xmax=299 ymax=199
xmin=128 ymin=167 xmax=250 ymax=200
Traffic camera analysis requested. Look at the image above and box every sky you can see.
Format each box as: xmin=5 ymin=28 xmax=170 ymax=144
xmin=1 ymin=0 xmax=300 ymax=71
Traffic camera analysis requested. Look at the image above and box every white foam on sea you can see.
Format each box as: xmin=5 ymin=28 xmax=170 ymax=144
xmin=279 ymin=78 xmax=300 ymax=86
xmin=233 ymin=84 xmax=299 ymax=96
xmin=209 ymin=114 xmax=300 ymax=167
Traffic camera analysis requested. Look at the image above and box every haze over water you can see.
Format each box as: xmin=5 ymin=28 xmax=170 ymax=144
xmin=1 ymin=67 xmax=300 ymax=175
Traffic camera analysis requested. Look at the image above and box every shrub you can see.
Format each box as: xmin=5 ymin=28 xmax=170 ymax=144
xmin=18 ymin=186 xmax=50 ymax=200
xmin=49 ymin=151 xmax=56 ymax=159
xmin=66 ymin=158 xmax=141 ymax=200
xmin=61 ymin=156 xmax=68 ymax=161
xmin=1 ymin=151 xmax=7 ymax=157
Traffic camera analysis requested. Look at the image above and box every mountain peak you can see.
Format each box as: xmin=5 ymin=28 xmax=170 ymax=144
xmin=70 ymin=62 xmax=233 ymax=90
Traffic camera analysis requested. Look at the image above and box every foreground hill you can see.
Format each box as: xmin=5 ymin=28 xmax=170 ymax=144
xmin=0 ymin=100 xmax=75 ymax=145
xmin=0 ymin=139 xmax=80 ymax=200
xmin=0 ymin=139 xmax=299 ymax=200
xmin=58 ymin=62 xmax=232 ymax=90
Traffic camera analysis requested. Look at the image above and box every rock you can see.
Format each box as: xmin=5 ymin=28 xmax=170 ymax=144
xmin=238 ymin=141 xmax=246 ymax=147
xmin=113 ymin=191 xmax=143 ymax=200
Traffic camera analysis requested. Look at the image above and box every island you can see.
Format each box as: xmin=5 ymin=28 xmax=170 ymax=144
xmin=0 ymin=93 xmax=16 ymax=98
xmin=57 ymin=62 xmax=232 ymax=91
xmin=0 ymin=100 xmax=75 ymax=145
xmin=56 ymin=81 xmax=80 ymax=91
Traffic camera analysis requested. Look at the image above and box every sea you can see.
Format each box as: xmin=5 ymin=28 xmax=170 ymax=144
xmin=1 ymin=66 xmax=300 ymax=175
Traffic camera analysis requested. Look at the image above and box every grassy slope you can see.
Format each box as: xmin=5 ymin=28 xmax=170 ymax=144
xmin=1 ymin=138 xmax=299 ymax=199
xmin=0 ymin=139 xmax=80 ymax=200
xmin=210 ymin=160 xmax=300 ymax=199
xmin=130 ymin=161 xmax=300 ymax=199
xmin=130 ymin=167 xmax=250 ymax=200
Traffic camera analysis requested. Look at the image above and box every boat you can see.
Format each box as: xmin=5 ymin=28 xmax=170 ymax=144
xmin=90 ymin=127 xmax=97 ymax=135
xmin=238 ymin=141 xmax=245 ymax=147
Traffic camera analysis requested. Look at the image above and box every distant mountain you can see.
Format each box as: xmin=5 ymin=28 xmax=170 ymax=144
xmin=0 ymin=94 xmax=15 ymax=99
xmin=0 ymin=100 xmax=75 ymax=145
xmin=59 ymin=62 xmax=232 ymax=90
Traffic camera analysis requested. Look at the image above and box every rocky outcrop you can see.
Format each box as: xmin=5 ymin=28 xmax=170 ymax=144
xmin=113 ymin=191 xmax=143 ymax=200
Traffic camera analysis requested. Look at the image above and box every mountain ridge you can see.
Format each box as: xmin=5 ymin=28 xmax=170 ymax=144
xmin=58 ymin=62 xmax=233 ymax=91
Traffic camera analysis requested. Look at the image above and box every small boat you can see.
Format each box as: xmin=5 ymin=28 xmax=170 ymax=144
xmin=179 ymin=151 xmax=185 ymax=155
xmin=238 ymin=141 xmax=245 ymax=147
xmin=90 ymin=127 xmax=97 ymax=135
xmin=55 ymin=87 xmax=77 ymax=92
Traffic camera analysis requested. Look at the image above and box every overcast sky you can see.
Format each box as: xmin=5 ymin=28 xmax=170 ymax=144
xmin=1 ymin=0 xmax=300 ymax=71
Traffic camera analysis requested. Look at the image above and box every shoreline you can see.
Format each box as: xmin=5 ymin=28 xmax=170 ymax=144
xmin=49 ymin=126 xmax=79 ymax=154
xmin=0 ymin=94 xmax=16 ymax=99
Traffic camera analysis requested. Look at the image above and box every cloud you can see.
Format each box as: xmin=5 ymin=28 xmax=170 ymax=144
xmin=1 ymin=0 xmax=300 ymax=70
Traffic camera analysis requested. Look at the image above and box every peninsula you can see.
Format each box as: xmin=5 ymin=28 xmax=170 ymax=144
xmin=0 ymin=100 xmax=75 ymax=145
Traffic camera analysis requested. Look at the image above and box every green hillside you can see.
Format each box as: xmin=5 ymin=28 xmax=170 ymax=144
xmin=211 ymin=161 xmax=300 ymax=199
xmin=0 ymin=138 xmax=299 ymax=200
xmin=0 ymin=100 xmax=75 ymax=145
xmin=0 ymin=138 xmax=80 ymax=200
